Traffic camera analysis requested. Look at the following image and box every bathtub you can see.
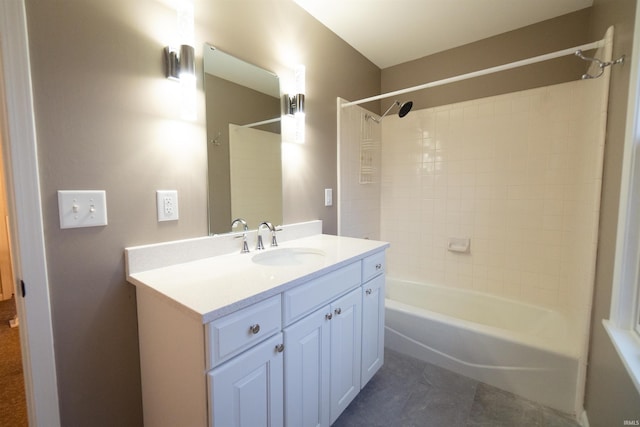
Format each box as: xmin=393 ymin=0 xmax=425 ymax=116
xmin=384 ymin=278 xmax=580 ymax=414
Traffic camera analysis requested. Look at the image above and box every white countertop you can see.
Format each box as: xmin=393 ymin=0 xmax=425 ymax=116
xmin=127 ymin=233 xmax=388 ymax=323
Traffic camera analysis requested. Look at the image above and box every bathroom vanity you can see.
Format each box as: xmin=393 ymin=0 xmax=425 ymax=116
xmin=125 ymin=221 xmax=388 ymax=427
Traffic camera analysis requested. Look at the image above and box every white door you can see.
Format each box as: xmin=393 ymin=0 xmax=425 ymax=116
xmin=329 ymin=288 xmax=362 ymax=424
xmin=0 ymin=1 xmax=60 ymax=425
xmin=209 ymin=333 xmax=284 ymax=427
xmin=361 ymin=274 xmax=385 ymax=387
xmin=283 ymin=305 xmax=331 ymax=427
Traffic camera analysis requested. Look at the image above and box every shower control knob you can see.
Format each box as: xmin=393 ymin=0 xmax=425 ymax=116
xmin=249 ymin=324 xmax=261 ymax=334
xmin=334 ymin=308 xmax=342 ymax=315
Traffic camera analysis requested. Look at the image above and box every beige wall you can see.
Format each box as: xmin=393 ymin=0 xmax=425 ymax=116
xmin=24 ymin=0 xmax=379 ymax=425
xmin=585 ymin=0 xmax=640 ymax=425
xmin=382 ymin=9 xmax=592 ymax=111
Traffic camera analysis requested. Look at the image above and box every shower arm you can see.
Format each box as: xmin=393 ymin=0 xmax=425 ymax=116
xmin=367 ymin=101 xmax=400 ymax=122
xmin=379 ymin=101 xmax=400 ymax=119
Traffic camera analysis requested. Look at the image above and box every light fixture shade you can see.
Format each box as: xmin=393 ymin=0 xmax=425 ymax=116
xmin=164 ymin=47 xmax=179 ymax=80
xmin=164 ymin=44 xmax=194 ymax=80
xmin=179 ymin=44 xmax=195 ymax=78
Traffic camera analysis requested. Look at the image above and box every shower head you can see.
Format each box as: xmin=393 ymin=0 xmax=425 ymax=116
xmin=398 ymin=101 xmax=413 ymax=117
xmin=365 ymin=100 xmax=413 ymax=123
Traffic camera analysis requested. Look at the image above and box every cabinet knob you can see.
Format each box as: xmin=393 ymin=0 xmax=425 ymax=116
xmin=275 ymin=343 xmax=285 ymax=353
xmin=334 ymin=308 xmax=342 ymax=315
xmin=375 ymin=263 xmax=383 ymax=270
xmin=325 ymin=313 xmax=333 ymax=320
xmin=366 ymin=288 xmax=372 ymax=295
xmin=249 ymin=324 xmax=261 ymax=334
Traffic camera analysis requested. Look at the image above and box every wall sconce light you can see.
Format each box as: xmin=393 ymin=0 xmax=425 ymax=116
xmin=286 ymin=64 xmax=306 ymax=143
xmin=164 ymin=0 xmax=196 ymax=120
xmin=164 ymin=45 xmax=195 ymax=81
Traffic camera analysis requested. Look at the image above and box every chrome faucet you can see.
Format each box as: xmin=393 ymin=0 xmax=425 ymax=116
xmin=257 ymin=221 xmax=280 ymax=248
xmin=256 ymin=222 xmax=276 ymax=250
xmin=231 ymin=218 xmax=250 ymax=253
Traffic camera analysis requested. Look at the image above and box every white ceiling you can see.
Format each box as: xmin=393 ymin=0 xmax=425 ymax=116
xmin=294 ymin=0 xmax=594 ymax=69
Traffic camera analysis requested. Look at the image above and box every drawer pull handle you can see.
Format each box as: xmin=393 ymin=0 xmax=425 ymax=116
xmin=366 ymin=288 xmax=372 ymax=295
xmin=275 ymin=344 xmax=285 ymax=353
xmin=249 ymin=324 xmax=261 ymax=334
xmin=325 ymin=313 xmax=333 ymax=320
xmin=334 ymin=308 xmax=342 ymax=315
xmin=375 ymin=263 xmax=383 ymax=270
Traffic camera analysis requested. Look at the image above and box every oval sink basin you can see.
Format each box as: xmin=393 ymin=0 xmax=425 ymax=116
xmin=251 ymin=247 xmax=326 ymax=266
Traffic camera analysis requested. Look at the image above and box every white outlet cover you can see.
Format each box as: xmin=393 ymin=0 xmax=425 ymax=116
xmin=58 ymin=190 xmax=108 ymax=229
xmin=157 ymin=190 xmax=179 ymax=221
xmin=324 ymin=188 xmax=333 ymax=207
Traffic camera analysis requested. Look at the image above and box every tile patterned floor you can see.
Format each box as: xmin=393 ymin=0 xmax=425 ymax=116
xmin=334 ymin=349 xmax=580 ymax=427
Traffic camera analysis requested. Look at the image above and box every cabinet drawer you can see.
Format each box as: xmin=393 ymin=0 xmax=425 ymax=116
xmin=206 ymin=295 xmax=282 ymax=368
xmin=362 ymin=251 xmax=385 ymax=283
xmin=283 ymin=262 xmax=361 ymax=326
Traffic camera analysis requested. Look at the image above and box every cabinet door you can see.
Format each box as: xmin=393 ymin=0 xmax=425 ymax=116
xmin=208 ymin=333 xmax=284 ymax=427
xmin=361 ymin=274 xmax=385 ymax=387
xmin=329 ymin=287 xmax=362 ymax=424
xmin=283 ymin=305 xmax=331 ymax=427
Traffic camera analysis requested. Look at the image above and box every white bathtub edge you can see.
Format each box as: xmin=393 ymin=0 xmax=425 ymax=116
xmin=385 ymin=297 xmax=580 ymax=414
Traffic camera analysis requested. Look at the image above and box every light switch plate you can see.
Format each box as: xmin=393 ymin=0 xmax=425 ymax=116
xmin=157 ymin=190 xmax=179 ymax=221
xmin=58 ymin=190 xmax=108 ymax=229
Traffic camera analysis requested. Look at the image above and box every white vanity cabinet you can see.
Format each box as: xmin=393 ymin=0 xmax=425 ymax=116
xmin=208 ymin=333 xmax=284 ymax=427
xmin=206 ymin=295 xmax=284 ymax=427
xmin=127 ymin=230 xmax=388 ymax=427
xmin=328 ymin=287 xmax=362 ymax=424
xmin=360 ymin=251 xmax=386 ymax=387
xmin=283 ymin=286 xmax=362 ymax=427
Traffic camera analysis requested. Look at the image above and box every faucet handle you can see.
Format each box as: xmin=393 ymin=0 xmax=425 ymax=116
xmin=231 ymin=218 xmax=250 ymax=253
xmin=256 ymin=222 xmax=272 ymax=251
xmin=271 ymin=226 xmax=282 ymax=247
xmin=234 ymin=234 xmax=250 ymax=253
xmin=258 ymin=221 xmax=280 ymax=248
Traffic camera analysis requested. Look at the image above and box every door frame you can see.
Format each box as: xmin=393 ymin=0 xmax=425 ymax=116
xmin=0 ymin=0 xmax=60 ymax=425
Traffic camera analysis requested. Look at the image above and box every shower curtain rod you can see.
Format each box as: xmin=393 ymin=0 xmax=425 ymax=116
xmin=341 ymin=39 xmax=604 ymax=107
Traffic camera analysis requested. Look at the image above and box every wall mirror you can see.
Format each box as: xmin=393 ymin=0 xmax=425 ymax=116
xmin=204 ymin=44 xmax=283 ymax=234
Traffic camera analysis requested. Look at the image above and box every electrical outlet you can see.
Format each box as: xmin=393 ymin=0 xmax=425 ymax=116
xmin=324 ymin=188 xmax=333 ymax=207
xmin=157 ymin=190 xmax=179 ymax=221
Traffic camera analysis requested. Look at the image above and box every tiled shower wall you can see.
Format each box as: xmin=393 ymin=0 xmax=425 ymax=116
xmin=339 ymin=76 xmax=609 ymax=315
xmin=338 ymin=98 xmax=382 ymax=240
